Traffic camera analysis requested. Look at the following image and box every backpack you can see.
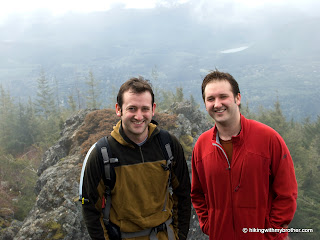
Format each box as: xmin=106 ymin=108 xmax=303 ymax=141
xmin=79 ymin=129 xmax=174 ymax=226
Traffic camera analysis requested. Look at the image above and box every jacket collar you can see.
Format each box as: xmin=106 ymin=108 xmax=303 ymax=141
xmin=111 ymin=120 xmax=159 ymax=148
xmin=212 ymin=114 xmax=246 ymax=145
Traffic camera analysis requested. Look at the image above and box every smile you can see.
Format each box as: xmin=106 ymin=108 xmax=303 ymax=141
xmin=133 ymin=121 xmax=144 ymax=125
xmin=214 ymin=109 xmax=226 ymax=113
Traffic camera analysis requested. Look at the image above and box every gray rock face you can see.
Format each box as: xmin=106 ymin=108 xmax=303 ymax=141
xmin=171 ymin=101 xmax=211 ymax=140
xmin=14 ymin=153 xmax=89 ymax=240
xmin=36 ymin=109 xmax=91 ymax=177
xmin=0 ymin=221 xmax=22 ymax=240
xmin=4 ymin=105 xmax=212 ymax=240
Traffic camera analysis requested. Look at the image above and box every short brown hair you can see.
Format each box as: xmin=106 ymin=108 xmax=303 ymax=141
xmin=201 ymin=69 xmax=240 ymax=101
xmin=117 ymin=76 xmax=154 ymax=108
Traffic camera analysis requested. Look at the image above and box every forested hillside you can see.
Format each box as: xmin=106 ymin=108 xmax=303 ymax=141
xmin=0 ymin=80 xmax=319 ymax=239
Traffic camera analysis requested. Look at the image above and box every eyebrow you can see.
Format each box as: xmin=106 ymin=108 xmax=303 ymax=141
xmin=126 ymin=105 xmax=151 ymax=109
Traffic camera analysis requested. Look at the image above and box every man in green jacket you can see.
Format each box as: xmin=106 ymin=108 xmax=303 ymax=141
xmin=81 ymin=77 xmax=191 ymax=240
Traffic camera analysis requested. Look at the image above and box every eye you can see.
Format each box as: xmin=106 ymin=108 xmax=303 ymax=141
xmin=142 ymin=107 xmax=151 ymax=112
xmin=127 ymin=107 xmax=136 ymax=112
xmin=206 ymin=97 xmax=214 ymax=102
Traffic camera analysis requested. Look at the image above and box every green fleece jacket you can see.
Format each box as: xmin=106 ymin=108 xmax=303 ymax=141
xmin=82 ymin=120 xmax=191 ymax=240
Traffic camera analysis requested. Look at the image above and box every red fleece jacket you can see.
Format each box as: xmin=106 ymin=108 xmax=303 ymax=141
xmin=191 ymin=115 xmax=297 ymax=240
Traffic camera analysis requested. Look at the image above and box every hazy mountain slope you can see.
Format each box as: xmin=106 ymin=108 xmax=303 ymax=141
xmin=0 ymin=6 xmax=319 ymax=120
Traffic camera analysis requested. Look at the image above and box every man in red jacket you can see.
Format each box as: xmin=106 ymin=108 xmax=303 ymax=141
xmin=191 ymin=70 xmax=298 ymax=240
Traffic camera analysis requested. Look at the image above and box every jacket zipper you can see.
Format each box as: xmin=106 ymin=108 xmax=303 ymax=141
xmin=212 ymin=143 xmax=230 ymax=169
xmin=139 ymin=146 xmax=145 ymax=163
xmin=212 ymin=143 xmax=236 ymax=234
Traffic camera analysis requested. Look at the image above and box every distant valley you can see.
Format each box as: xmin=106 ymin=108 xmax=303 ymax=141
xmin=0 ymin=6 xmax=319 ymax=121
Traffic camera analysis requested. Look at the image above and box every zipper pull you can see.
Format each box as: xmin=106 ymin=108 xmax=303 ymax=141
xmin=234 ymin=184 xmax=240 ymax=192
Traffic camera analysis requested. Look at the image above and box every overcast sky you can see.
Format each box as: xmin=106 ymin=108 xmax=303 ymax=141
xmin=1 ymin=0 xmax=319 ymax=20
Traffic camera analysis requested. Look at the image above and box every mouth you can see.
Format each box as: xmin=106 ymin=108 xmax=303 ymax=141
xmin=132 ymin=120 xmax=145 ymax=125
xmin=214 ymin=108 xmax=226 ymax=113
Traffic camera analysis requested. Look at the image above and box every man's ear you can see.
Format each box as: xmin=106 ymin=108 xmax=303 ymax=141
xmin=115 ymin=103 xmax=121 ymax=117
xmin=235 ymin=93 xmax=241 ymax=106
xmin=152 ymin=103 xmax=156 ymax=117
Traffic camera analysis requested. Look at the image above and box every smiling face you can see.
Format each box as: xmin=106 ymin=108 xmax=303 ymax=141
xmin=204 ymin=80 xmax=241 ymax=127
xmin=115 ymin=90 xmax=156 ymax=144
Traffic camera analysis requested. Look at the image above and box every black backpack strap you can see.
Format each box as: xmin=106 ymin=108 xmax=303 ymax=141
xmin=158 ymin=129 xmax=174 ymax=170
xmin=96 ymin=136 xmax=119 ymax=226
xmin=157 ymin=129 xmax=174 ymax=212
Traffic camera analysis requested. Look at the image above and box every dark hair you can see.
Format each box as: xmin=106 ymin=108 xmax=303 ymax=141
xmin=201 ymin=69 xmax=240 ymax=101
xmin=117 ymin=76 xmax=154 ymax=108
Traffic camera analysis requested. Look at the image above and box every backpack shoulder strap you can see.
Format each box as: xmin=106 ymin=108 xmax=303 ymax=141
xmin=79 ymin=136 xmax=118 ymax=206
xmin=96 ymin=136 xmax=119 ymax=226
xmin=96 ymin=137 xmax=118 ymax=185
xmin=158 ymin=129 xmax=175 ymax=212
xmin=158 ymin=129 xmax=174 ymax=170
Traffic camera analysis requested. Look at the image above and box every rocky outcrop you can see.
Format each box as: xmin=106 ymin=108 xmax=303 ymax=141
xmin=13 ymin=153 xmax=88 ymax=240
xmin=163 ymin=101 xmax=211 ymax=143
xmin=3 ymin=104 xmax=211 ymax=240
xmin=36 ymin=109 xmax=91 ymax=177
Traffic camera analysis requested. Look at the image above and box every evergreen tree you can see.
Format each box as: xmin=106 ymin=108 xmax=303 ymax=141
xmin=85 ymin=70 xmax=101 ymax=109
xmin=241 ymin=101 xmax=257 ymax=120
xmin=34 ymin=71 xmax=61 ymax=149
xmin=0 ymin=85 xmax=16 ymax=153
xmin=174 ymin=87 xmax=184 ymax=103
xmin=150 ymin=65 xmax=163 ymax=107
xmin=189 ymin=94 xmax=200 ymax=110
xmin=73 ymin=74 xmax=85 ymax=110
xmin=157 ymin=90 xmax=173 ymax=111
xmin=255 ymin=100 xmax=287 ymax=136
xmin=54 ymin=76 xmax=63 ymax=114
xmin=67 ymin=94 xmax=77 ymax=112
xmin=107 ymin=84 xmax=118 ymax=109
xmin=35 ymin=70 xmax=56 ymax=119
xmin=302 ymin=115 xmax=320 ymax=154
xmin=157 ymin=87 xmax=185 ymax=112
xmin=13 ymin=98 xmax=40 ymax=153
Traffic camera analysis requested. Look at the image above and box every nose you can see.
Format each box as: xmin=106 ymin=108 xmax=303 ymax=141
xmin=214 ymin=99 xmax=222 ymax=108
xmin=134 ymin=109 xmax=143 ymax=120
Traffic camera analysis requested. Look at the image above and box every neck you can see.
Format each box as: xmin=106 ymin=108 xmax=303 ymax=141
xmin=127 ymin=131 xmax=148 ymax=145
xmin=216 ymin=116 xmax=241 ymax=141
xmin=120 ymin=121 xmax=149 ymax=144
